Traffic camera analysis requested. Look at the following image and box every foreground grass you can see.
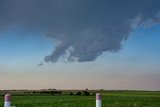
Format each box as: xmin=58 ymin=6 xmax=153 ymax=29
xmin=0 ymin=91 xmax=160 ymax=107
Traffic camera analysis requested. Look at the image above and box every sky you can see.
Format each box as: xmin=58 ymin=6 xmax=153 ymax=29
xmin=0 ymin=0 xmax=160 ymax=90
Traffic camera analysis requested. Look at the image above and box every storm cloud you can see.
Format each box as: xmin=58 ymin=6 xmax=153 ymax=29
xmin=0 ymin=0 xmax=160 ymax=62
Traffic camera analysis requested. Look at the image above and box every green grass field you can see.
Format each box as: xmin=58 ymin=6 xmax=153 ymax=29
xmin=0 ymin=91 xmax=160 ymax=107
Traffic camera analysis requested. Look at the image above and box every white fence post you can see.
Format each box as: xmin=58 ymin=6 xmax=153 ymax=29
xmin=4 ymin=94 xmax=11 ymax=107
xmin=96 ymin=93 xmax=101 ymax=107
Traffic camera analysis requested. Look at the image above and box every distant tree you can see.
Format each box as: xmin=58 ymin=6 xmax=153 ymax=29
xmin=32 ymin=92 xmax=36 ymax=94
xmin=54 ymin=91 xmax=62 ymax=95
xmin=76 ymin=91 xmax=82 ymax=96
xmin=69 ymin=92 xmax=74 ymax=96
xmin=92 ymin=92 xmax=96 ymax=96
xmin=83 ymin=91 xmax=90 ymax=96
xmin=51 ymin=92 xmax=55 ymax=95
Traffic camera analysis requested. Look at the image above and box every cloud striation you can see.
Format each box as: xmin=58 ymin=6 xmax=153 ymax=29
xmin=0 ymin=0 xmax=160 ymax=62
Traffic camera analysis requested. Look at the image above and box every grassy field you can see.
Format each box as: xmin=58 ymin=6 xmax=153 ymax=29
xmin=0 ymin=91 xmax=160 ymax=107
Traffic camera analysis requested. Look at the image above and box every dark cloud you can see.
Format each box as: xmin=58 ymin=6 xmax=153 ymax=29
xmin=37 ymin=62 xmax=43 ymax=66
xmin=0 ymin=0 xmax=160 ymax=62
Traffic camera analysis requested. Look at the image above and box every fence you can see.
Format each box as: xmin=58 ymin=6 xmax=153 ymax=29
xmin=4 ymin=93 xmax=102 ymax=107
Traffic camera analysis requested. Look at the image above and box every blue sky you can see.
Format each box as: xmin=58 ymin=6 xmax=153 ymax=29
xmin=0 ymin=27 xmax=53 ymax=67
xmin=0 ymin=0 xmax=160 ymax=90
xmin=0 ymin=25 xmax=160 ymax=90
